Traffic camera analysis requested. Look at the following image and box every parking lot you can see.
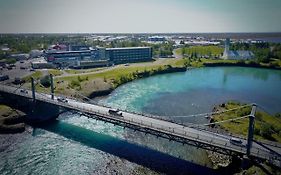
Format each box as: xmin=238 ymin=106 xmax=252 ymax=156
xmin=0 ymin=59 xmax=35 ymax=83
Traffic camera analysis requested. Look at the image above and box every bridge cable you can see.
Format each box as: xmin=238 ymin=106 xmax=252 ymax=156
xmin=169 ymin=103 xmax=253 ymax=119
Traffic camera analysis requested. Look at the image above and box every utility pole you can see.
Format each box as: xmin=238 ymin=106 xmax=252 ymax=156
xmin=31 ymin=77 xmax=36 ymax=102
xmin=247 ymin=104 xmax=257 ymax=156
xmin=50 ymin=74 xmax=54 ymax=100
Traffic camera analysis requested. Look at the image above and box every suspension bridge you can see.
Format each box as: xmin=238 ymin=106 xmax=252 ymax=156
xmin=0 ymin=75 xmax=280 ymax=167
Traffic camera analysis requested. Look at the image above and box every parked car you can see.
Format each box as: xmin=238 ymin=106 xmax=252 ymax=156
xmin=108 ymin=108 xmax=123 ymax=116
xmin=57 ymin=97 xmax=68 ymax=103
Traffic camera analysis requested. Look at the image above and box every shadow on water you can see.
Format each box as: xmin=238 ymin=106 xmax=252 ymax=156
xmin=34 ymin=119 xmax=219 ymax=175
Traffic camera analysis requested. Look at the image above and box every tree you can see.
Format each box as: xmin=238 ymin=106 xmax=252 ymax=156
xmin=40 ymin=75 xmax=51 ymax=88
xmin=260 ymin=123 xmax=274 ymax=140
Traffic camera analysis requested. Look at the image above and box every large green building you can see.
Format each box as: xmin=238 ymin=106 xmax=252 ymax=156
xmin=106 ymin=47 xmax=152 ymax=64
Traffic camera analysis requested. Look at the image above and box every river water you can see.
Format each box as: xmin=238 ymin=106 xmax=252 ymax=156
xmin=0 ymin=67 xmax=281 ymax=175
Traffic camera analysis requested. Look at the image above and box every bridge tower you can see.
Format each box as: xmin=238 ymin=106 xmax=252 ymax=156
xmin=246 ymin=104 xmax=257 ymax=156
xmin=50 ymin=74 xmax=54 ymax=100
xmin=31 ymin=77 xmax=36 ymax=102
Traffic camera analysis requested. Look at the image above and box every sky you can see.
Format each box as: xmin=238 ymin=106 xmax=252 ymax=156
xmin=0 ymin=0 xmax=281 ymax=33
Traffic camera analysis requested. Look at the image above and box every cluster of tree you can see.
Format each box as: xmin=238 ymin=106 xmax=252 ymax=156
xmin=181 ymin=46 xmax=223 ymax=59
xmin=0 ymin=34 xmax=90 ymax=54
xmin=0 ymin=34 xmax=176 ymax=59
xmin=40 ymin=75 xmax=51 ymax=88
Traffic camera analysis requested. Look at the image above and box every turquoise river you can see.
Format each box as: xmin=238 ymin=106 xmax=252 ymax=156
xmin=0 ymin=67 xmax=281 ymax=175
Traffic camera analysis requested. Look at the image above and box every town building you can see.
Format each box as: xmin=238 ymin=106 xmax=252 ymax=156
xmin=45 ymin=47 xmax=107 ymax=68
xmin=222 ymin=38 xmax=254 ymax=60
xmin=30 ymin=49 xmax=44 ymax=58
xmin=10 ymin=53 xmax=29 ymax=60
xmin=31 ymin=57 xmax=54 ymax=69
xmin=148 ymin=36 xmax=166 ymax=42
xmin=106 ymin=47 xmax=152 ymax=64
xmin=44 ymin=45 xmax=152 ymax=68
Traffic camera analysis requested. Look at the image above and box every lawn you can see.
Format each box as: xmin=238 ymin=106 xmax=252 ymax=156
xmin=22 ymin=71 xmax=43 ymax=82
xmin=57 ymin=59 xmax=187 ymax=82
xmin=48 ymin=69 xmax=63 ymax=76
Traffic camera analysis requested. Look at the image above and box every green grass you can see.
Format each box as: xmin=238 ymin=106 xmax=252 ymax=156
xmin=64 ymin=69 xmax=81 ymax=74
xmin=48 ymin=69 xmax=63 ymax=76
xmin=240 ymin=164 xmax=281 ymax=175
xmin=212 ymin=101 xmax=281 ymax=142
xmin=0 ymin=105 xmax=11 ymax=115
xmin=57 ymin=59 xmax=186 ymax=82
xmin=22 ymin=71 xmax=43 ymax=82
xmin=51 ymin=59 xmax=189 ymax=95
xmin=64 ymin=67 xmax=106 ymax=74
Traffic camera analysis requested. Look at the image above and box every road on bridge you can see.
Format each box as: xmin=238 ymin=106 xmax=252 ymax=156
xmin=0 ymin=84 xmax=280 ymax=167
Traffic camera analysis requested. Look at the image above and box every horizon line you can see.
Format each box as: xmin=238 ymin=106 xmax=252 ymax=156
xmin=1 ymin=32 xmax=281 ymax=35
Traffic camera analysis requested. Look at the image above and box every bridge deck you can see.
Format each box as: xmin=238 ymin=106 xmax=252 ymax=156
xmin=0 ymin=84 xmax=280 ymax=167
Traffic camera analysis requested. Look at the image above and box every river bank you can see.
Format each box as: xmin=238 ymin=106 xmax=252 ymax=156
xmin=207 ymin=101 xmax=281 ymax=174
xmin=0 ymin=105 xmax=26 ymax=134
xmin=52 ymin=63 xmax=188 ymax=99
xmin=203 ymin=61 xmax=281 ymax=70
xmin=59 ymin=58 xmax=280 ymax=100
xmin=23 ymin=57 xmax=281 ymax=101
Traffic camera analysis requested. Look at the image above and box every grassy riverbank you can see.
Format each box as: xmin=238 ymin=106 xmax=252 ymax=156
xmin=31 ymin=59 xmax=188 ymax=97
xmin=21 ymin=57 xmax=281 ymax=98
xmin=0 ymin=105 xmax=25 ymax=134
xmin=212 ymin=101 xmax=281 ymax=143
xmin=211 ymin=101 xmax=281 ymax=174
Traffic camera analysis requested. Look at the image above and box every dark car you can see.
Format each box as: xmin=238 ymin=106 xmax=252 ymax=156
xmin=57 ymin=97 xmax=68 ymax=103
xmin=109 ymin=108 xmax=123 ymax=116
xmin=20 ymin=89 xmax=28 ymax=94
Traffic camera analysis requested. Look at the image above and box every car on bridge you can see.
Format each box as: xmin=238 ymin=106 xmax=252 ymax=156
xmin=108 ymin=108 xmax=123 ymax=116
xmin=20 ymin=89 xmax=28 ymax=94
xmin=229 ymin=137 xmax=243 ymax=146
xmin=57 ymin=97 xmax=68 ymax=103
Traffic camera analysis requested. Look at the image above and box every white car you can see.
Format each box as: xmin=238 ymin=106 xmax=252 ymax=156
xmin=229 ymin=137 xmax=243 ymax=145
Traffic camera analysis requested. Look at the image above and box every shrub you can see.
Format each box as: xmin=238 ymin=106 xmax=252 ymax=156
xmin=260 ymin=123 xmax=274 ymax=140
xmin=69 ymin=79 xmax=81 ymax=89
xmin=40 ymin=75 xmax=51 ymax=88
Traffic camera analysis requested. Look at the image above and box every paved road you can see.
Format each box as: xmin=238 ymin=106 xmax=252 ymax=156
xmin=1 ymin=84 xmax=280 ymax=167
xmin=173 ymin=48 xmax=183 ymax=59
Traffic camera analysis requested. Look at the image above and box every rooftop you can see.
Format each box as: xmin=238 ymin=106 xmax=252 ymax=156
xmin=106 ymin=47 xmax=151 ymax=50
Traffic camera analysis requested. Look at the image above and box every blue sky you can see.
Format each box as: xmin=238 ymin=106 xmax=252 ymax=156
xmin=0 ymin=0 xmax=280 ymax=33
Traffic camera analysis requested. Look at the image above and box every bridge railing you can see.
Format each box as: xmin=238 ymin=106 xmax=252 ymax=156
xmin=0 ymin=84 xmax=247 ymax=140
xmin=63 ymin=101 xmax=279 ymax=161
